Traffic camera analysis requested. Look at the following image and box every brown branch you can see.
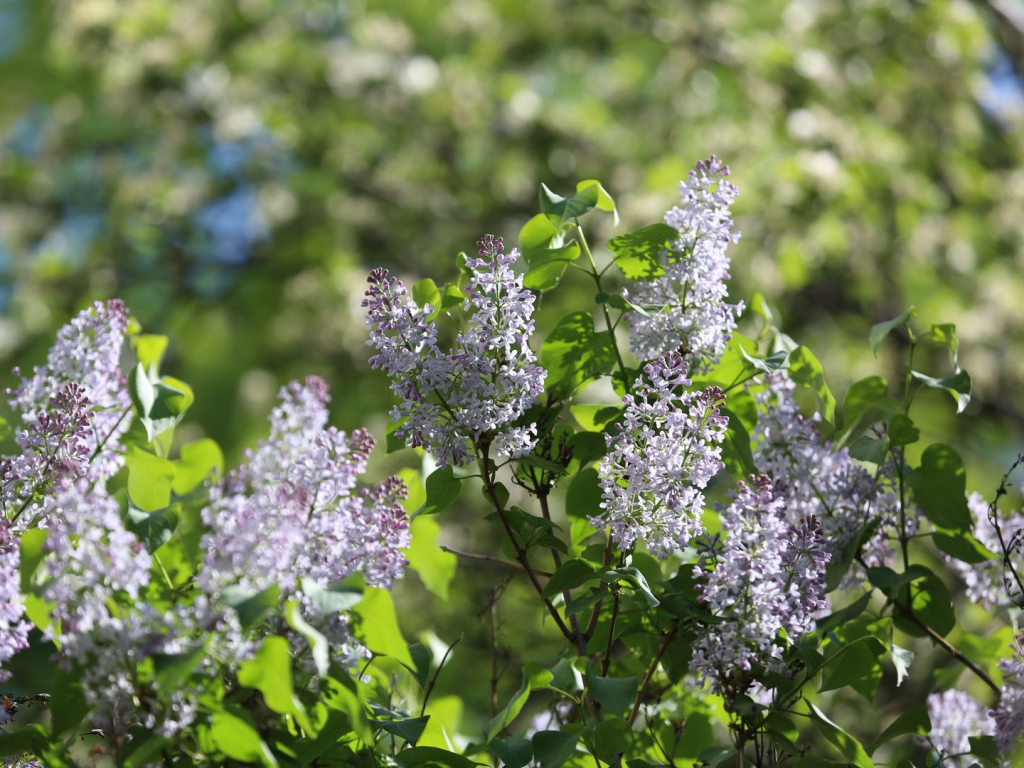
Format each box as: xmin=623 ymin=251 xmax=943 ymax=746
xmin=419 ymin=634 xmax=462 ymax=717
xmin=440 ymin=546 xmax=552 ymax=578
xmin=627 ymin=627 xmax=677 ymax=725
xmin=584 ymin=536 xmax=616 ymax=641
xmin=987 ymin=454 xmax=1024 ymax=605
xmin=892 ymin=600 xmax=1000 ymax=696
xmin=479 ymin=442 xmax=576 ymax=645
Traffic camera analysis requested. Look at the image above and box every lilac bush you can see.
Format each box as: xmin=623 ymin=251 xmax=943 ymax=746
xmin=0 ymin=161 xmax=1020 ymax=767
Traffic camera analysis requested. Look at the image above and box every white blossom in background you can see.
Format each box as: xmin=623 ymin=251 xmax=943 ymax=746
xmin=595 ymin=352 xmax=727 ymax=557
xmin=625 ymin=156 xmax=744 ymax=371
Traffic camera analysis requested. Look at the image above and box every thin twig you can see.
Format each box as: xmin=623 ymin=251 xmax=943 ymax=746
xmin=440 ymin=546 xmax=552 ymax=578
xmin=988 ymin=454 xmax=1024 ymax=605
xmin=627 ymin=627 xmax=677 ymax=725
xmin=419 ymin=634 xmax=463 ymax=717
xmin=479 ymin=441 xmax=575 ymax=644
xmin=600 ymin=587 xmax=621 ymax=677
xmin=892 ymin=598 xmax=1000 ymax=696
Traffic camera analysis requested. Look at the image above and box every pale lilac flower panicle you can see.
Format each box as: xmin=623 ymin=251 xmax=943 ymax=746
xmin=0 ymin=521 xmax=30 ymax=684
xmin=8 ymin=300 xmax=131 ymax=481
xmin=200 ymin=377 xmax=410 ymax=663
xmin=994 ymin=634 xmax=1024 ymax=757
xmin=944 ymin=492 xmax=1024 ymax=609
xmin=925 ymin=690 xmax=993 ymax=767
xmin=363 ymin=235 xmax=545 ymax=467
xmin=751 ymin=372 xmax=899 ymax=581
xmin=625 ymin=157 xmax=744 ymax=371
xmin=1 ymin=384 xmax=94 ymax=516
xmin=595 ymin=352 xmax=727 ymax=557
xmin=691 ymin=476 xmax=830 ymax=696
xmin=38 ymin=488 xmax=165 ymax=730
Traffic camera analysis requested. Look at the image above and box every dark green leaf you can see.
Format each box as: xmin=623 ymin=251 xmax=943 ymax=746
xmin=19 ymin=528 xmax=48 ymax=592
xmin=422 ymin=466 xmax=462 ymax=516
xmin=532 ymin=730 xmax=581 ymax=768
xmin=719 ymin=406 xmax=756 ymax=478
xmin=910 ymin=369 xmax=971 ymax=414
xmin=787 ymin=346 xmax=836 ymax=423
xmin=542 ymin=559 xmax=598 ymax=598
xmin=867 ymin=705 xmax=930 ymax=755
xmin=808 ymin=704 xmax=874 ymax=768
xmin=933 ymin=529 xmax=997 ymax=564
xmin=817 ymin=592 xmax=871 ymax=634
xmin=871 ymin=307 xmax=916 ymax=356
xmin=909 ymin=443 xmax=972 ymax=531
xmin=540 ymin=312 xmax=616 ymax=399
xmin=586 ymin=671 xmax=638 ymax=716
xmin=608 ymin=223 xmax=676 ymax=280
xmin=222 ymin=584 xmax=280 ymax=631
xmin=888 ymin=414 xmax=920 ymax=446
xmin=523 ymin=243 xmax=581 ymax=292
xmin=373 ymin=716 xmax=430 ymax=746
xmin=395 ymin=747 xmax=484 ymax=768
xmin=125 ymin=502 xmax=180 ymax=553
xmin=492 ymin=737 xmax=533 ymax=768
xmin=352 ymin=588 xmax=414 ymax=666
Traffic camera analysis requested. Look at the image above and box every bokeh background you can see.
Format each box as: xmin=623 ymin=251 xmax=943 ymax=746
xmin=3 ymin=0 xmax=1024 ymax=758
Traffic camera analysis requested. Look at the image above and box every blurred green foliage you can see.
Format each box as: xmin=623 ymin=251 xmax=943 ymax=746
xmin=2 ymin=0 xmax=1024 ymax=756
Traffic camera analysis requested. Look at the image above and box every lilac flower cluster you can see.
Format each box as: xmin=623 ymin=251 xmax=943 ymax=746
xmin=924 ymin=690 xmax=993 ymax=766
xmin=994 ymin=634 xmax=1024 ymax=757
xmin=0 ymin=522 xmax=30 ymax=685
xmin=199 ymin=376 xmax=410 ymax=662
xmin=8 ymin=300 xmax=132 ymax=482
xmin=625 ymin=157 xmax=744 ymax=371
xmin=364 ymin=235 xmax=546 ymax=467
xmin=943 ymin=492 xmax=1024 ymax=609
xmin=691 ymin=476 xmax=829 ymax=696
xmin=0 ymin=302 xmax=135 ymax=693
xmin=37 ymin=488 xmax=172 ymax=731
xmin=751 ymin=373 xmax=902 ymax=576
xmin=595 ymin=353 xmax=727 ymax=557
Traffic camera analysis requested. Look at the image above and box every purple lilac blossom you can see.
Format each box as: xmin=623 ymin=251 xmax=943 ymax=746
xmin=924 ymin=689 xmax=993 ymax=766
xmin=625 ymin=156 xmax=744 ymax=372
xmin=751 ymin=372 xmax=907 ymax=581
xmin=0 ymin=522 xmax=30 ymax=684
xmin=691 ymin=476 xmax=829 ymax=696
xmin=38 ymin=487 xmax=168 ymax=732
xmin=595 ymin=352 xmax=727 ymax=557
xmin=363 ymin=235 xmax=546 ymax=467
xmin=944 ymin=492 xmax=1024 ymax=609
xmin=994 ymin=634 xmax=1024 ymax=757
xmin=199 ymin=376 xmax=410 ymax=664
xmin=7 ymin=300 xmax=131 ymax=482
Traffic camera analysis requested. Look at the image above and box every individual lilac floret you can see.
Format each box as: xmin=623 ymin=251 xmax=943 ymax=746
xmin=625 ymin=157 xmax=744 ymax=371
xmin=595 ymin=352 xmax=727 ymax=557
xmin=8 ymin=300 xmax=131 ymax=481
xmin=751 ymin=372 xmax=903 ymax=581
xmin=993 ymin=634 xmax=1024 ymax=757
xmin=363 ymin=235 xmax=546 ymax=467
xmin=691 ymin=476 xmax=829 ymax=699
xmin=924 ymin=690 xmax=993 ymax=767
xmin=199 ymin=377 xmax=410 ymax=662
xmin=943 ymin=492 xmax=1024 ymax=609
xmin=0 ymin=521 xmax=30 ymax=684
